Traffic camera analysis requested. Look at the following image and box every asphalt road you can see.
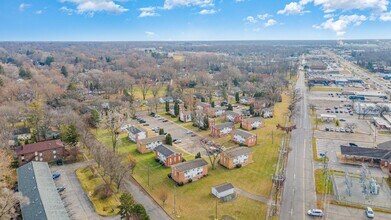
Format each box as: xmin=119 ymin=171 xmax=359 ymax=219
xmin=280 ymin=70 xmax=317 ymax=220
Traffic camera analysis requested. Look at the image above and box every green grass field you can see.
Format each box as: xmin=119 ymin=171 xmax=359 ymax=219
xmin=76 ymin=166 xmax=121 ymax=216
xmin=310 ymin=87 xmax=343 ymax=92
xmin=94 ymin=93 xmax=290 ymax=219
xmin=314 ymin=169 xmax=334 ymax=195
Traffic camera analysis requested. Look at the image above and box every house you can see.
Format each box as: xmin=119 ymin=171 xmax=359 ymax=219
xmin=241 ymin=117 xmax=264 ymax=131
xmin=208 ymin=106 xmax=226 ymax=117
xmin=225 ymin=111 xmax=242 ymax=124
xmin=17 ymin=162 xmax=69 ymax=220
xmin=170 ymin=158 xmax=208 ymax=184
xmin=211 ymin=182 xmax=236 ymax=201
xmin=211 ymin=122 xmax=235 ymax=137
xmin=231 ymin=129 xmax=257 ymax=147
xmin=197 ymin=102 xmax=211 ymax=113
xmin=372 ymin=117 xmax=391 ymax=130
xmin=127 ymin=125 xmax=147 ymax=143
xmin=239 ymin=96 xmax=255 ymax=105
xmin=16 ymin=139 xmax=65 ymax=165
xmin=220 ymin=147 xmax=254 ymax=169
xmin=137 ymin=135 xmax=166 ymax=154
xmin=179 ymin=110 xmax=192 ymax=123
xmin=262 ymin=108 xmax=273 ymax=118
xmin=154 ymin=144 xmax=182 ymax=167
xmin=340 ymin=145 xmax=391 ymax=172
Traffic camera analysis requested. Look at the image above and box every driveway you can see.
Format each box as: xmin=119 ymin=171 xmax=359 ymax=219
xmin=50 ymin=161 xmax=119 ymax=220
xmin=138 ymin=112 xmax=205 ymax=155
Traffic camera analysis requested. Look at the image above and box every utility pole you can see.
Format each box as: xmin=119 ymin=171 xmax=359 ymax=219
xmin=215 ymin=200 xmax=218 ymax=220
xmin=147 ymin=165 xmax=150 ymax=186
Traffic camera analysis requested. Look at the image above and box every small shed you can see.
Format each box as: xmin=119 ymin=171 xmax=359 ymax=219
xmin=211 ymin=182 xmax=235 ymax=201
xmin=320 ymin=114 xmax=336 ymax=122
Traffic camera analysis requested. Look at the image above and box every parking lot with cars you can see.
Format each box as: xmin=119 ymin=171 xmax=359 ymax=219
xmin=138 ymin=112 xmax=205 ymax=155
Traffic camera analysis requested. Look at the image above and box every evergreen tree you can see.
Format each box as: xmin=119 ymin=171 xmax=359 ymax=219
xmin=60 ymin=124 xmax=79 ymax=147
xmin=131 ymin=204 xmax=149 ymax=220
xmin=0 ymin=64 xmax=4 ymax=75
xmin=174 ymin=102 xmax=179 ymax=116
xmin=211 ymin=101 xmax=215 ymax=108
xmin=235 ymin=92 xmax=240 ymax=103
xmin=90 ymin=109 xmax=101 ymax=128
xmin=166 ymin=133 xmax=172 ymax=145
xmin=227 ymin=104 xmax=233 ymax=111
xmin=19 ymin=68 xmax=32 ymax=79
xmin=60 ymin=66 xmax=68 ymax=77
xmin=118 ymin=193 xmax=135 ymax=220
xmin=165 ymin=101 xmax=170 ymax=112
xmin=249 ymin=104 xmax=254 ymax=115
xmin=74 ymin=57 xmax=80 ymax=64
xmin=195 ymin=152 xmax=201 ymax=159
xmin=203 ymin=115 xmax=209 ymax=130
xmin=45 ymin=56 xmax=54 ymax=66
xmin=201 ymin=97 xmax=205 ymax=102
xmin=159 ymin=128 xmax=164 ymax=135
xmin=0 ymin=77 xmax=3 ymax=87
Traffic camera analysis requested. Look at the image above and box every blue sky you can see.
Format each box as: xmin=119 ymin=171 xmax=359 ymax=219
xmin=1 ymin=0 xmax=391 ymax=41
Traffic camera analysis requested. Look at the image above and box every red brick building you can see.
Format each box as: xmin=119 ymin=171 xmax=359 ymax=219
xmin=241 ymin=117 xmax=264 ymax=131
xmin=16 ymin=140 xmax=65 ymax=165
xmin=170 ymin=158 xmax=208 ymax=184
xmin=210 ymin=122 xmax=235 ymax=138
xmin=154 ymin=144 xmax=182 ymax=167
xmin=225 ymin=111 xmax=242 ymax=124
xmin=231 ymin=129 xmax=257 ymax=147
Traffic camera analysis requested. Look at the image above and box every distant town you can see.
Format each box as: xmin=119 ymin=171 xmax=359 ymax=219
xmin=0 ymin=40 xmax=390 ymax=220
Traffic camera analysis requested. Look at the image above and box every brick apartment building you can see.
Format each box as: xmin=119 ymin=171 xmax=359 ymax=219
xmin=170 ymin=158 xmax=208 ymax=184
xmin=154 ymin=144 xmax=182 ymax=167
xmin=210 ymin=122 xmax=235 ymax=137
xmin=231 ymin=129 xmax=257 ymax=147
xmin=225 ymin=111 xmax=242 ymax=124
xmin=137 ymin=135 xmax=165 ymax=154
xmin=16 ymin=139 xmax=65 ymax=165
xmin=220 ymin=147 xmax=253 ymax=169
xmin=241 ymin=117 xmax=264 ymax=131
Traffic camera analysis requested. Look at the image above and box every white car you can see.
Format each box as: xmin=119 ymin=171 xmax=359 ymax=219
xmin=307 ymin=209 xmax=323 ymax=217
xmin=174 ymin=139 xmax=182 ymax=144
xmin=365 ymin=207 xmax=374 ymax=218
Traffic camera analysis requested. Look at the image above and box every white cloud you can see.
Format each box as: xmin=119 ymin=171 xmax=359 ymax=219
xmin=264 ymin=19 xmax=278 ymax=27
xmin=139 ymin=7 xmax=159 ymax=17
xmin=318 ymin=14 xmax=367 ymax=35
xmin=199 ymin=9 xmax=217 ymax=15
xmin=60 ymin=0 xmax=128 ymax=15
xmin=313 ymin=0 xmax=389 ymax=13
xmin=163 ymin=0 xmax=214 ymax=10
xmin=245 ymin=16 xmax=257 ymax=23
xmin=323 ymin=13 xmax=334 ymax=18
xmin=60 ymin=6 xmax=75 ymax=15
xmin=235 ymin=0 xmax=245 ymax=2
xmin=257 ymin=13 xmax=271 ymax=20
xmin=19 ymin=3 xmax=31 ymax=12
xmin=145 ymin=31 xmax=156 ymax=37
xmin=278 ymin=2 xmax=307 ymax=15
xmin=36 ymin=10 xmax=43 ymax=14
xmin=380 ymin=11 xmax=391 ymax=21
xmin=253 ymin=28 xmax=261 ymax=32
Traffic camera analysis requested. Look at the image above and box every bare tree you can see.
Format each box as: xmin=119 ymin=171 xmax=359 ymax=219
xmin=200 ymin=138 xmax=223 ymax=170
xmin=139 ymin=78 xmax=151 ymax=100
xmin=158 ymin=187 xmax=169 ymax=206
xmin=288 ymin=89 xmax=301 ymax=121
xmin=151 ymin=82 xmax=163 ymax=98
xmin=344 ymin=123 xmax=357 ymax=131
xmin=105 ymin=111 xmax=123 ymax=152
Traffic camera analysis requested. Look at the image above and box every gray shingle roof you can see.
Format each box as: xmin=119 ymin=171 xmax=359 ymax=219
xmin=214 ymin=122 xmax=235 ymax=130
xmin=244 ymin=117 xmax=263 ymax=123
xmin=213 ymin=182 xmax=234 ymax=193
xmin=172 ymin=158 xmax=208 ymax=172
xmin=138 ymin=135 xmax=165 ymax=144
xmin=17 ymin=162 xmax=69 ymax=220
xmin=128 ymin=125 xmax=147 ymax=134
xmin=226 ymin=111 xmax=239 ymax=116
xmin=224 ymin=147 xmax=253 ymax=158
xmin=340 ymin=145 xmax=390 ymax=159
xmin=154 ymin=144 xmax=180 ymax=157
xmin=233 ymin=129 xmax=256 ymax=138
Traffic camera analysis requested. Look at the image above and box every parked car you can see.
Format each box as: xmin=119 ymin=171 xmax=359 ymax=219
xmin=325 ymin=127 xmax=330 ymax=131
xmin=340 ymin=128 xmax=345 ymax=132
xmin=191 ymin=134 xmax=197 ymax=137
xmin=162 ymin=119 xmax=169 ymax=122
xmin=52 ymin=173 xmax=61 ymax=179
xmin=349 ymin=143 xmax=358 ymax=147
xmin=307 ymin=209 xmax=323 ymax=217
xmin=365 ymin=207 xmax=374 ymax=218
xmin=174 ymin=139 xmax=182 ymax=144
xmin=325 ymin=108 xmax=331 ymax=110
xmin=339 ymin=118 xmax=346 ymax=121
xmin=57 ymin=186 xmax=66 ymax=193
xmin=329 ymin=127 xmax=334 ymax=131
xmin=186 ymin=131 xmax=192 ymax=134
xmin=173 ymin=139 xmax=178 ymax=142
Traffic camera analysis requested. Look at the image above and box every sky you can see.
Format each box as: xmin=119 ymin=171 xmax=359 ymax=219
xmin=1 ymin=0 xmax=391 ymax=41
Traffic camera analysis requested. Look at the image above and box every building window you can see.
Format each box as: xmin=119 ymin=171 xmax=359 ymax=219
xmin=35 ymin=157 xmax=38 ymax=161
xmin=39 ymin=153 xmax=42 ymax=156
xmin=54 ymin=155 xmax=57 ymax=159
xmin=53 ymin=150 xmax=57 ymax=154
xmin=35 ymin=152 xmax=38 ymax=156
xmin=39 ymin=158 xmax=43 ymax=162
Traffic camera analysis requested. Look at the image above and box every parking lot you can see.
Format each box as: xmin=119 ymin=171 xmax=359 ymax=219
xmin=138 ymin=112 xmax=205 ymax=155
xmin=49 ymin=162 xmax=110 ymax=220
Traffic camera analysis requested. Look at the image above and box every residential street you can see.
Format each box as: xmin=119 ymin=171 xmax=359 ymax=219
xmin=280 ymin=70 xmax=317 ymax=220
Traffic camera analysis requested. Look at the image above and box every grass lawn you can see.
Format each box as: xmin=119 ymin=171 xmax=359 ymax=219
xmin=76 ymin=166 xmax=121 ymax=216
xmin=314 ymin=169 xmax=334 ymax=195
xmin=132 ymin=85 xmax=168 ymax=100
xmin=310 ymin=87 xmax=343 ymax=92
xmin=94 ymin=93 xmax=290 ymax=219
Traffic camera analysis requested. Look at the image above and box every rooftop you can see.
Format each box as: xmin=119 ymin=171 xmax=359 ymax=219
xmin=154 ymin=144 xmax=180 ymax=157
xmin=224 ymin=147 xmax=253 ymax=158
xmin=233 ymin=129 xmax=256 ymax=138
xmin=212 ymin=182 xmax=234 ymax=193
xmin=171 ymin=158 xmax=208 ymax=172
xmin=340 ymin=145 xmax=390 ymax=160
xmin=16 ymin=139 xmax=64 ymax=155
xmin=127 ymin=125 xmax=147 ymax=134
xmin=17 ymin=162 xmax=69 ymax=220
xmin=243 ymin=117 xmax=263 ymax=123
xmin=138 ymin=135 xmax=165 ymax=144
xmin=214 ymin=122 xmax=235 ymax=129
